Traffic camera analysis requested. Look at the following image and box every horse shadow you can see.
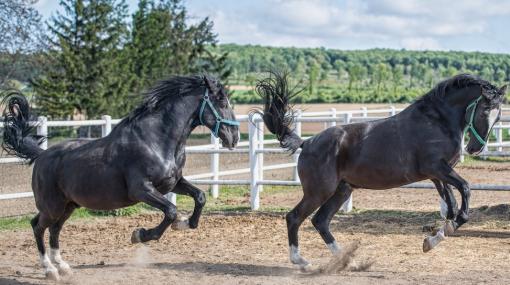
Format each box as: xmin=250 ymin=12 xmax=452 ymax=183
xmin=300 ymin=205 xmax=510 ymax=238
xmin=76 ymin=261 xmax=296 ymax=277
xmin=0 ymin=277 xmax=41 ymax=285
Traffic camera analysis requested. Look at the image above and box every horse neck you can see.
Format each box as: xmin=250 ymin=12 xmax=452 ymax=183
xmin=131 ymin=95 xmax=201 ymax=157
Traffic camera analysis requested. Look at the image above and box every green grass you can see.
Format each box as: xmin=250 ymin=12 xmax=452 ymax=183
xmin=0 ymin=203 xmax=151 ymax=231
xmin=0 ymin=186 xmax=296 ymax=231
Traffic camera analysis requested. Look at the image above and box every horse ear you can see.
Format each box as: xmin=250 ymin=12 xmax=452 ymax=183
xmin=500 ymin=85 xmax=508 ymax=96
xmin=204 ymin=76 xmax=218 ymax=96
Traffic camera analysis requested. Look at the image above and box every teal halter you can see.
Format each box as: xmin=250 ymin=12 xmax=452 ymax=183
xmin=199 ymin=89 xmax=240 ymax=137
xmin=464 ymin=96 xmax=500 ymax=146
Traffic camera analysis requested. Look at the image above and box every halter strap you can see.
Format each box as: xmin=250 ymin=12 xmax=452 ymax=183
xmin=198 ymin=89 xmax=240 ymax=137
xmin=464 ymin=96 xmax=500 ymax=146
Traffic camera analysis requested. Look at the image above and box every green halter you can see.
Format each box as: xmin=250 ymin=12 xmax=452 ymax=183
xmin=464 ymin=96 xmax=500 ymax=146
xmin=198 ymin=89 xmax=240 ymax=137
xmin=464 ymin=97 xmax=485 ymax=145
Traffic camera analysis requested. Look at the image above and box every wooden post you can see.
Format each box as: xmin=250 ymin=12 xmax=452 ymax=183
xmin=210 ymin=134 xmax=220 ymax=198
xmin=293 ymin=110 xmax=302 ymax=183
xmin=37 ymin=116 xmax=48 ymax=150
xmin=101 ymin=115 xmax=112 ymax=137
xmin=249 ymin=115 xmax=260 ymax=210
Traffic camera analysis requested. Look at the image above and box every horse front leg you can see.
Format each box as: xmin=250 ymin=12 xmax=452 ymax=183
xmin=170 ymin=178 xmax=206 ymax=230
xmin=424 ymin=164 xmax=470 ymax=252
xmin=431 ymin=179 xmax=458 ymax=220
xmin=129 ymin=180 xmax=177 ymax=243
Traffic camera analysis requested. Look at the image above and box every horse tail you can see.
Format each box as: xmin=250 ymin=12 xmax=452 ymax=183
xmin=1 ymin=90 xmax=45 ymax=164
xmin=253 ymin=70 xmax=303 ymax=153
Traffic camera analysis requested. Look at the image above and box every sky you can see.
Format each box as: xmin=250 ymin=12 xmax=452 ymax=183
xmin=33 ymin=0 xmax=510 ymax=54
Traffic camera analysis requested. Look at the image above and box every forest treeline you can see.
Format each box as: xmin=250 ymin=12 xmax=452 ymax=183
xmin=2 ymin=1 xmax=510 ymax=118
xmin=217 ymin=44 xmax=510 ymax=104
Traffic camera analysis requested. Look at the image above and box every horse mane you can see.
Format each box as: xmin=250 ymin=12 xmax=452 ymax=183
xmin=122 ymin=74 xmax=222 ymax=123
xmin=418 ymin=74 xmax=498 ymax=103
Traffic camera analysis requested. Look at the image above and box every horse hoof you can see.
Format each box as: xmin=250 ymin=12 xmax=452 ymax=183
xmin=444 ymin=221 xmax=455 ymax=236
xmin=299 ymin=263 xmax=314 ymax=273
xmin=131 ymin=228 xmax=144 ymax=244
xmin=45 ymin=269 xmax=60 ymax=281
xmin=423 ymin=237 xmax=433 ymax=253
xmin=171 ymin=219 xmax=190 ymax=231
xmin=58 ymin=263 xmax=72 ymax=276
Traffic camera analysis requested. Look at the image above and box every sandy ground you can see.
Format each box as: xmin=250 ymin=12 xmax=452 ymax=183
xmin=1 ymin=159 xmax=510 ymax=284
xmin=1 ymin=207 xmax=510 ymax=285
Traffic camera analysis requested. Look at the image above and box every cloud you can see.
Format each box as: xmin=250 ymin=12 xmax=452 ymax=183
xmin=188 ymin=0 xmax=510 ymax=52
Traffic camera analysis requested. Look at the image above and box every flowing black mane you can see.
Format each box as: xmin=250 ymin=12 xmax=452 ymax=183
xmin=418 ymin=74 xmax=499 ymax=103
xmin=120 ymin=74 xmax=223 ymax=124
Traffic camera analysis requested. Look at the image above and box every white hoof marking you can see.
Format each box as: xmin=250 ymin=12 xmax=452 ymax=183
xmin=40 ymin=253 xmax=59 ymax=280
xmin=289 ymin=245 xmax=310 ymax=267
xmin=50 ymin=249 xmax=72 ymax=275
xmin=326 ymin=241 xmax=341 ymax=255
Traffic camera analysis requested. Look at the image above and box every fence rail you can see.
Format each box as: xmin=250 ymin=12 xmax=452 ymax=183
xmin=2 ymin=106 xmax=510 ymax=210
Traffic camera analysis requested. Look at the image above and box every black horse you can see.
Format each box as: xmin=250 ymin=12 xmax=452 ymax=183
xmin=255 ymin=71 xmax=506 ymax=269
xmin=1 ymin=75 xmax=239 ymax=280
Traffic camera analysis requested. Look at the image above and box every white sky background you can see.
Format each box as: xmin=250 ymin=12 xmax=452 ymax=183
xmin=34 ymin=0 xmax=510 ymax=53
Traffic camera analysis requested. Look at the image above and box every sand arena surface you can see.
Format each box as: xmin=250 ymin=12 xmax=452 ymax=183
xmin=1 ymin=208 xmax=510 ymax=285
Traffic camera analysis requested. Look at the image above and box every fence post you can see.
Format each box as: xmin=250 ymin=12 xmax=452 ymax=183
xmin=329 ymin=108 xmax=337 ymax=128
xmin=249 ymin=115 xmax=260 ymax=210
xmin=257 ymin=119 xmax=264 ymax=193
xmin=210 ymin=134 xmax=220 ymax=198
xmin=37 ymin=116 xmax=48 ymax=150
xmin=293 ymin=110 xmax=302 ymax=183
xmin=361 ymin=107 xmax=368 ymax=119
xmin=497 ymin=122 xmax=503 ymax=152
xmin=101 ymin=115 xmax=112 ymax=137
xmin=390 ymin=106 xmax=396 ymax=116
xmin=343 ymin=112 xmax=352 ymax=125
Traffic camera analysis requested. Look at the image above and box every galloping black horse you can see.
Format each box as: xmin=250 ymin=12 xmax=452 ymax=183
xmin=1 ymin=75 xmax=239 ymax=280
xmin=255 ymin=72 xmax=506 ymax=269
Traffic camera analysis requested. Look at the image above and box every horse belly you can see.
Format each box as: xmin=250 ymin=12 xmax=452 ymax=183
xmin=61 ymin=166 xmax=133 ymax=210
xmin=343 ymin=163 xmax=427 ymax=190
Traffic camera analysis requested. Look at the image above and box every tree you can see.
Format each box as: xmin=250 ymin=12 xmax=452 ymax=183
xmin=373 ymin=63 xmax=390 ymax=93
xmin=0 ymin=0 xmax=43 ymax=88
xmin=391 ymin=65 xmax=404 ymax=93
xmin=32 ymin=0 xmax=131 ymax=119
xmin=308 ymin=62 xmax=320 ymax=95
xmin=128 ymin=0 xmax=229 ymax=93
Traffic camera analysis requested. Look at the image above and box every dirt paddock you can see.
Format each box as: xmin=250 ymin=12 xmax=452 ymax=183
xmin=1 ymin=128 xmax=510 ymax=284
xmin=1 ymin=207 xmax=510 ymax=285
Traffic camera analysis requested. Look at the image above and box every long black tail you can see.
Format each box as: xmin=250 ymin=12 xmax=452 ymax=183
xmin=1 ymin=90 xmax=45 ymax=164
xmin=254 ymin=70 xmax=303 ymax=153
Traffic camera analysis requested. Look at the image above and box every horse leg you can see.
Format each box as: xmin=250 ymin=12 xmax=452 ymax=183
xmin=169 ymin=178 xmax=206 ymax=230
xmin=31 ymin=212 xmax=59 ymax=280
xmin=130 ymin=181 xmax=177 ymax=243
xmin=48 ymin=203 xmax=77 ymax=276
xmin=432 ymin=179 xmax=457 ymax=220
xmin=432 ymin=179 xmax=449 ymax=219
xmin=311 ymin=182 xmax=352 ymax=255
xmin=424 ymin=164 xmax=469 ymax=252
xmin=286 ymin=191 xmax=331 ymax=269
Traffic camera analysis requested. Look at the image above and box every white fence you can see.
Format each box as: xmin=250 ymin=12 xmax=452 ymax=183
xmin=2 ymin=107 xmax=510 ymax=210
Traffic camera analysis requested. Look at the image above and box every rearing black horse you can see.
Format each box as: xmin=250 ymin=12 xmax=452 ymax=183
xmin=256 ymin=72 xmax=506 ymax=269
xmin=1 ymin=75 xmax=239 ymax=280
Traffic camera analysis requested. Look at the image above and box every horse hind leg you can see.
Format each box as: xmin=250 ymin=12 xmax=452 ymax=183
xmin=311 ymin=182 xmax=353 ymax=255
xmin=286 ymin=188 xmax=334 ymax=270
xmin=31 ymin=213 xmax=59 ymax=280
xmin=48 ymin=203 xmax=77 ymax=276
